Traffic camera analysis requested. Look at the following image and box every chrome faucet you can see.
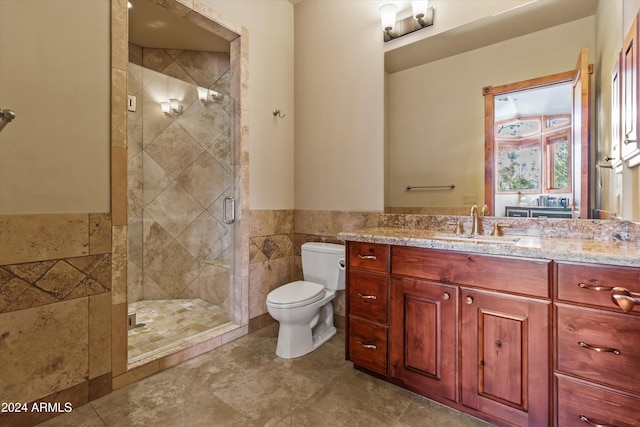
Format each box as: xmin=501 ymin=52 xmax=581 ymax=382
xmin=470 ymin=204 xmax=488 ymax=236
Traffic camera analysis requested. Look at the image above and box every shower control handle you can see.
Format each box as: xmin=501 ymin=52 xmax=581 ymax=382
xmin=223 ymin=196 xmax=235 ymax=224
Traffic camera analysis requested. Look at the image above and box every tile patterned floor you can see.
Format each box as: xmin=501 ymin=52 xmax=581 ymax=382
xmin=40 ymin=324 xmax=493 ymax=427
xmin=128 ymin=299 xmax=230 ymax=364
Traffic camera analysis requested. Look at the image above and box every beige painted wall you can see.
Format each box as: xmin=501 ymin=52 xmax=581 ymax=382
xmin=201 ymin=0 xmax=295 ymax=210
xmin=387 ymin=17 xmax=595 ymax=209
xmin=0 ymin=0 xmax=111 ymax=214
xmin=1 ymin=0 xmax=638 ymax=219
xmin=293 ymin=1 xmax=386 ymax=211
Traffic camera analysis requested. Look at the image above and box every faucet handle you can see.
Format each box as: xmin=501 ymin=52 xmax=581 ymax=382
xmin=447 ymin=221 xmax=464 ymax=235
xmin=481 ymin=204 xmax=489 ymax=216
xmin=490 ymin=223 xmax=512 ymax=236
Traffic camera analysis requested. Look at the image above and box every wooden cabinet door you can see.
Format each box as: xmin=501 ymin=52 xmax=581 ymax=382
xmin=389 ymin=277 xmax=457 ymax=401
xmin=460 ymin=288 xmax=550 ymax=427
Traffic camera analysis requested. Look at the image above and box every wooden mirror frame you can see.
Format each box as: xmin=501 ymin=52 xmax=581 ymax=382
xmin=483 ymin=48 xmax=592 ymax=218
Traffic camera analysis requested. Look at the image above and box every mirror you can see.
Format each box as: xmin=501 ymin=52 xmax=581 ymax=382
xmin=484 ymin=48 xmax=591 ymax=218
xmin=384 ymin=2 xmax=599 ymax=217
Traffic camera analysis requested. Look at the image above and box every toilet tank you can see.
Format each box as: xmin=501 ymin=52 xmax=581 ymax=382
xmin=301 ymin=242 xmax=345 ymax=291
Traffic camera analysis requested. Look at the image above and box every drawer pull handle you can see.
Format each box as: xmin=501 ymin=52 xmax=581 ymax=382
xmin=465 ymin=296 xmax=474 ymax=305
xmin=357 ymin=255 xmax=377 ymax=260
xmin=611 ymin=287 xmax=640 ymax=313
xmin=357 ymin=293 xmax=377 ymax=300
xmin=579 ymin=414 xmax=618 ymax=427
xmin=578 ymin=283 xmax=614 ymax=292
xmin=358 ymin=341 xmax=377 ymax=350
xmin=578 ymin=341 xmax=621 ymax=355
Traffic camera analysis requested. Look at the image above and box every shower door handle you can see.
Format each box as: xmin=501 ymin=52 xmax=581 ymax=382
xmin=223 ymin=196 xmax=235 ymax=224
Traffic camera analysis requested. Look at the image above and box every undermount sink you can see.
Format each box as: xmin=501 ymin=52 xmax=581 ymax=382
xmin=431 ymin=233 xmax=521 ymax=245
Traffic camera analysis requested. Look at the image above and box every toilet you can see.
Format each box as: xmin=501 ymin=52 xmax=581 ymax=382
xmin=266 ymin=242 xmax=345 ymax=359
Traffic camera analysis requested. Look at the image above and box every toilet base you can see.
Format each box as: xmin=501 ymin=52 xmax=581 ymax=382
xmin=274 ymin=301 xmax=336 ymax=359
xmin=275 ymin=324 xmax=336 ymax=359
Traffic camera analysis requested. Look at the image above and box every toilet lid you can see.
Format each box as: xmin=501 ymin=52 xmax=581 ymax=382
xmin=267 ymin=281 xmax=325 ymax=308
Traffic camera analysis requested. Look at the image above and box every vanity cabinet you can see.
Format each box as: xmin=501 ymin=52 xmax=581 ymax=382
xmin=346 ymin=242 xmax=389 ymax=376
xmin=346 ymin=243 xmax=551 ymax=426
xmin=460 ymin=288 xmax=550 ymax=427
xmin=389 ymin=276 xmax=457 ymax=401
xmin=553 ymin=261 xmax=640 ymax=427
xmin=389 ymin=246 xmax=550 ymax=426
xmin=345 ymin=240 xmax=640 ymax=427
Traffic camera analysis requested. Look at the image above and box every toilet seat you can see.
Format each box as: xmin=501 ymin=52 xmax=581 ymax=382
xmin=267 ymin=281 xmax=325 ymax=308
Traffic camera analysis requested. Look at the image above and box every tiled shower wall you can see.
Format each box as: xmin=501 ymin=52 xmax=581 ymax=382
xmin=127 ymin=44 xmax=233 ymax=310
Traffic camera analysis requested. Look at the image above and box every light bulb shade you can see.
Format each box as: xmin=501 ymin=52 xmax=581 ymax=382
xmin=411 ymin=1 xmax=429 ymax=19
xmin=197 ymin=86 xmax=209 ymax=102
xmin=169 ymin=98 xmax=180 ymax=112
xmin=160 ymin=102 xmax=170 ymax=114
xmin=379 ymin=3 xmax=398 ymax=32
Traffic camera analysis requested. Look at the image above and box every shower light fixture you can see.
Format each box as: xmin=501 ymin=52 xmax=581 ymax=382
xmin=197 ymin=87 xmax=222 ymax=103
xmin=380 ymin=1 xmax=434 ymax=42
xmin=160 ymin=101 xmax=171 ymax=115
xmin=160 ymin=99 xmax=182 ymax=115
xmin=169 ymin=98 xmax=182 ymax=113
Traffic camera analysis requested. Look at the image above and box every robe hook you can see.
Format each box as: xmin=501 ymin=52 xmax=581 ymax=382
xmin=272 ymin=109 xmax=285 ymax=118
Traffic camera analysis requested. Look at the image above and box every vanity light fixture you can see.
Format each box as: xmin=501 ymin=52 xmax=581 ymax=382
xmin=380 ymin=3 xmax=398 ymax=38
xmin=380 ymin=1 xmax=434 ymax=42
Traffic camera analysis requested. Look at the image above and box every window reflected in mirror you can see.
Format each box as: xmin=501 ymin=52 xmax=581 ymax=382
xmin=495 ymin=114 xmax=571 ymax=195
xmin=496 ymin=136 xmax=541 ymax=192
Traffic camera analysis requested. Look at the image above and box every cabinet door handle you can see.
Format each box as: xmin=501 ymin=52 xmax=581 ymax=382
xmin=578 ymin=341 xmax=621 ymax=355
xmin=357 ymin=254 xmax=377 ymax=260
xmin=579 ymin=414 xmax=618 ymax=427
xmin=442 ymin=292 xmax=450 ymax=300
xmin=358 ymin=341 xmax=377 ymax=350
xmin=465 ymin=296 xmax=473 ymax=305
xmin=611 ymin=287 xmax=640 ymax=313
xmin=578 ymin=283 xmax=614 ymax=292
xmin=357 ymin=293 xmax=377 ymax=300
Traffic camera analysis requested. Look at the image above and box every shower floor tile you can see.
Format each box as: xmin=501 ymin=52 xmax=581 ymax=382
xmin=128 ymin=299 xmax=230 ymax=364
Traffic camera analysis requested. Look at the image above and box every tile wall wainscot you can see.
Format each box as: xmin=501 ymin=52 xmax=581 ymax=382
xmin=0 ymin=213 xmax=113 ymax=427
xmin=248 ymin=209 xmax=296 ymax=331
xmin=248 ymin=209 xmax=380 ymax=331
xmin=292 ymin=210 xmax=380 ymax=331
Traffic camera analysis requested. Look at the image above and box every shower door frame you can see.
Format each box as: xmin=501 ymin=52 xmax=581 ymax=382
xmin=110 ymin=0 xmax=249 ymax=386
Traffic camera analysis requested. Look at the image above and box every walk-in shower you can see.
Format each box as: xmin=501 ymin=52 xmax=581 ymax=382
xmin=126 ymin=0 xmax=240 ymax=367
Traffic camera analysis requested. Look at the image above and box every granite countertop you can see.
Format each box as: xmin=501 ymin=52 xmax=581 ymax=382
xmin=338 ymin=227 xmax=640 ymax=268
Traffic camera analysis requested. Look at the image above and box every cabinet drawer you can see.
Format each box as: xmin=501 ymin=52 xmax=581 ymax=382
xmin=348 ymin=316 xmax=388 ymax=375
xmin=348 ymin=271 xmax=388 ymax=324
xmin=556 ymin=304 xmax=640 ymax=394
xmin=392 ymin=246 xmax=550 ymax=298
xmin=556 ymin=374 xmax=640 ymax=427
xmin=556 ymin=262 xmax=640 ymax=313
xmin=348 ymin=242 xmax=389 ymax=273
